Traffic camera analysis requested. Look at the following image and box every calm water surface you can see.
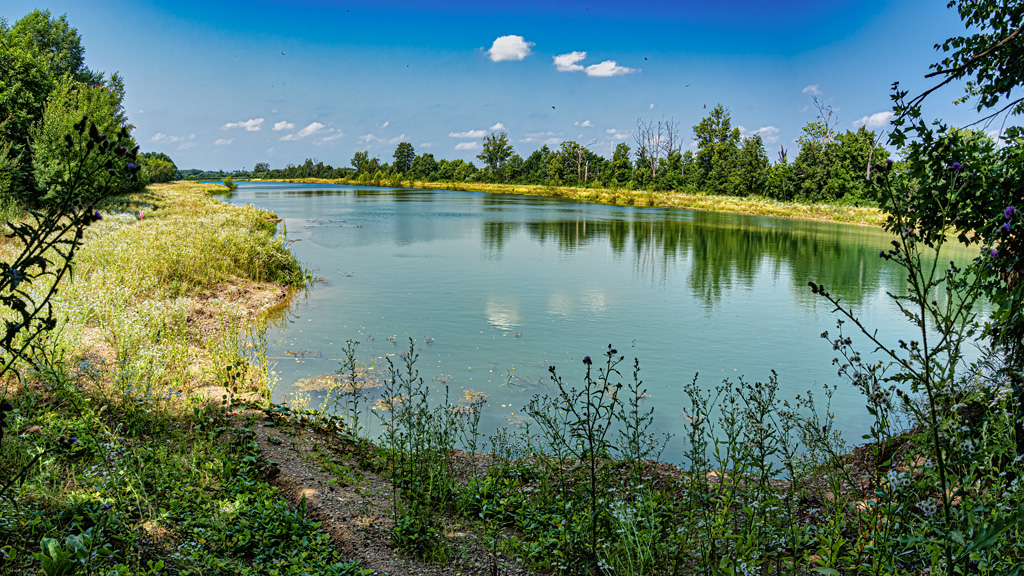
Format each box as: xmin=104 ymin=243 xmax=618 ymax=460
xmin=224 ymin=181 xmax=980 ymax=461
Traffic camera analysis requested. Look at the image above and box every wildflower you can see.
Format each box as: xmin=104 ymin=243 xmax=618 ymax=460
xmin=917 ymin=497 xmax=938 ymax=517
xmin=950 ymin=161 xmax=963 ymax=172
xmin=991 ymin=248 xmax=998 ymax=257
xmin=886 ymin=159 xmax=893 ymax=170
xmin=583 ymin=356 xmax=592 ymax=365
xmin=1006 ymin=206 xmax=1017 ymax=219
xmin=1003 ymin=222 xmax=1011 ymax=232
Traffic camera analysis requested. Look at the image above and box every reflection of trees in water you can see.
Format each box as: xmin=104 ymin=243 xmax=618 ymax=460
xmin=482 ymin=213 xmax=899 ymax=308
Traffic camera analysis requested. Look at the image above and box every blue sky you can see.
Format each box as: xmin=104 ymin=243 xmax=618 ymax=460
xmin=2 ymin=0 xmax=997 ymax=171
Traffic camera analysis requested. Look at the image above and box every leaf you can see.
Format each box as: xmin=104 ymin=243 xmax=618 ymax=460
xmin=811 ymin=569 xmax=841 ymax=576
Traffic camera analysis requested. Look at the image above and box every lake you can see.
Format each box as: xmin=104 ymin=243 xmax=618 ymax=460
xmin=223 ymin=181 xmax=981 ymax=462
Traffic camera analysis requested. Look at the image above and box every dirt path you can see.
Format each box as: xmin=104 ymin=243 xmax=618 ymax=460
xmin=241 ymin=410 xmax=544 ymax=576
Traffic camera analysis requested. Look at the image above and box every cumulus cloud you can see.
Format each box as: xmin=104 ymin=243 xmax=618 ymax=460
xmin=280 ymin=122 xmax=327 ymax=141
xmin=487 ymin=35 xmax=534 ymax=62
xmin=520 ymin=131 xmax=562 ymax=146
xmin=490 ymin=122 xmax=506 ymax=130
xmin=151 ymin=133 xmax=183 ymax=144
xmin=152 ymin=133 xmax=197 ymax=150
xmin=359 ymin=133 xmax=407 ymax=146
xmin=574 ymin=120 xmax=593 ymax=127
xmin=450 ymin=129 xmax=487 ymax=138
xmin=605 ymin=128 xmax=630 ymax=141
xmin=649 ymin=103 xmax=655 ymax=110
xmin=802 ymin=84 xmax=822 ymax=95
xmin=420 ymin=142 xmax=435 ymax=148
xmin=554 ymin=51 xmax=587 ymax=72
xmin=555 ymin=51 xmax=638 ymax=77
xmin=749 ymin=126 xmax=780 ymax=144
xmin=987 ymin=129 xmax=1008 ymax=147
xmin=585 ymin=60 xmax=638 ymax=77
xmin=455 ymin=142 xmax=480 ymax=151
xmin=852 ymin=111 xmax=895 ymax=130
xmin=273 ymin=121 xmax=295 ymax=131
xmin=318 ymin=132 xmax=345 ymax=143
xmin=214 ymin=138 xmax=233 ymax=146
xmin=222 ymin=118 xmax=264 ymax=131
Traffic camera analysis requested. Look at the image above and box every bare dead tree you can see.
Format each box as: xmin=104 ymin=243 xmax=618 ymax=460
xmin=635 ymin=118 xmax=681 ymax=180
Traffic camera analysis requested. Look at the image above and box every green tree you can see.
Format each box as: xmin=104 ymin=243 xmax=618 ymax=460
xmin=1 ymin=10 xmax=108 ymax=204
xmin=520 ymin=146 xmax=551 ymax=184
xmin=393 ymin=142 xmax=415 ymax=174
xmin=30 ymin=75 xmax=140 ymax=203
xmin=139 ymin=153 xmax=177 ymax=183
xmin=734 ymin=135 xmax=769 ymax=197
xmin=477 ymin=132 xmax=513 ymax=181
xmin=692 ymin=104 xmax=741 ymax=195
xmin=609 ymin=143 xmax=632 ymax=187
xmin=409 ymin=152 xmax=437 ymax=181
xmin=351 ymin=151 xmax=380 ymax=175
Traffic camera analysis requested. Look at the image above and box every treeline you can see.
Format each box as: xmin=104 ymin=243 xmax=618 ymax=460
xmin=0 ymin=10 xmax=175 ymax=208
xmin=231 ymin=104 xmax=902 ymax=206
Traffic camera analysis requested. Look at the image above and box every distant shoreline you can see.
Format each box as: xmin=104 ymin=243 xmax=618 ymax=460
xmin=231 ymin=177 xmax=887 ymax=227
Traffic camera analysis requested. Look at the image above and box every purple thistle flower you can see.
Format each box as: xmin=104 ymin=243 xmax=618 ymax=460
xmin=950 ymin=162 xmax=963 ymax=172
xmin=991 ymin=248 xmax=999 ymax=257
xmin=886 ymin=159 xmax=893 ymax=170
xmin=1004 ymin=222 xmax=1012 ymax=233
xmin=583 ymin=356 xmax=592 ymax=365
xmin=1006 ymin=206 xmax=1017 ymax=220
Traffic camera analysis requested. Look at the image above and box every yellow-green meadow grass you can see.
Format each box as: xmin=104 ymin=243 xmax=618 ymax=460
xmin=269 ymin=177 xmax=886 ymax=226
xmin=8 ymin=181 xmax=303 ymax=399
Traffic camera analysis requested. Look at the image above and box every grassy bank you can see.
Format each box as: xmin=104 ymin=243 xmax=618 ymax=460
xmin=0 ymin=182 xmax=374 ymax=575
xmin=261 ymin=177 xmax=885 ymax=226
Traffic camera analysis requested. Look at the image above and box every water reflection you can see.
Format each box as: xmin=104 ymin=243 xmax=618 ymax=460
xmin=481 ymin=213 xmax=902 ymax=308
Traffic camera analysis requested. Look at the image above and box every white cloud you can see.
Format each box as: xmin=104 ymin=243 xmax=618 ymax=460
xmin=151 ymin=133 xmax=182 ymax=144
xmin=606 ymin=128 xmax=630 ymax=141
xmin=852 ymin=111 xmax=894 ymax=130
xmin=280 ymin=122 xmax=327 ymax=141
xmin=318 ymin=132 xmax=345 ymax=143
xmin=555 ymin=52 xmax=638 ymax=77
xmin=490 ymin=122 xmax=506 ymax=130
xmin=750 ymin=126 xmax=780 ymax=144
xmin=802 ymin=84 xmax=821 ymax=95
xmin=359 ymin=133 xmax=406 ymax=146
xmin=382 ymin=121 xmax=390 ymax=128
xmin=487 ymin=35 xmax=533 ymax=62
xmin=455 ymin=142 xmax=480 ymax=151
xmin=214 ymin=138 xmax=233 ymax=146
xmin=987 ymin=129 xmax=1008 ymax=147
xmin=574 ymin=120 xmax=593 ymax=127
xmin=585 ymin=60 xmax=638 ymax=77
xmin=649 ymin=103 xmax=655 ymax=110
xmin=222 ymin=118 xmax=264 ymax=131
xmin=554 ymin=51 xmax=587 ymax=72
xmin=520 ymin=131 xmax=562 ymax=145
xmin=449 ymin=129 xmax=487 ymax=138
xmin=273 ymin=121 xmax=295 ymax=131
xmin=420 ymin=142 xmax=435 ymax=148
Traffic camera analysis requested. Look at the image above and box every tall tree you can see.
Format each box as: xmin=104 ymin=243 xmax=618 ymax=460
xmin=477 ymin=132 xmax=513 ymax=181
xmin=609 ymin=143 xmax=632 ymax=187
xmin=392 ymin=141 xmax=415 ymax=174
xmin=692 ymin=104 xmax=741 ymax=195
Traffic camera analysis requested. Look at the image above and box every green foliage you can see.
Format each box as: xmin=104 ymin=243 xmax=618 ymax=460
xmin=0 ymin=10 xmax=113 ymax=205
xmin=692 ymin=104 xmax=742 ymax=195
xmin=477 ymin=132 xmax=513 ymax=182
xmin=138 ymin=152 xmax=177 ymax=183
xmin=30 ymin=76 xmax=140 ymax=205
xmin=392 ymin=141 xmax=415 ymax=174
